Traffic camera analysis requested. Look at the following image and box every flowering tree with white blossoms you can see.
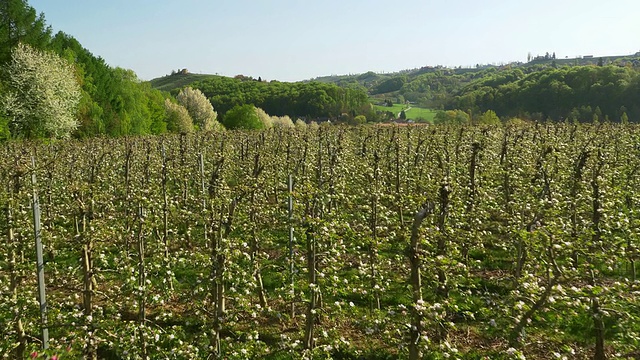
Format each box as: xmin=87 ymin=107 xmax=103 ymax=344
xmin=164 ymin=98 xmax=194 ymax=133
xmin=1 ymin=43 xmax=80 ymax=138
xmin=176 ymin=86 xmax=221 ymax=131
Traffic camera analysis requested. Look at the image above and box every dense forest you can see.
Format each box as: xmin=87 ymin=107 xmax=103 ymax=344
xmin=317 ymin=59 xmax=640 ymax=122
xmin=186 ymin=76 xmax=370 ymax=120
xmin=452 ymin=65 xmax=640 ymax=122
xmin=152 ymin=73 xmax=372 ymax=121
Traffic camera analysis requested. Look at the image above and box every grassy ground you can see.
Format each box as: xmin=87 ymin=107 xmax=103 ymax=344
xmin=373 ymin=103 xmax=437 ymax=123
xmin=404 ymin=107 xmax=437 ymax=122
xmin=372 ymin=103 xmax=406 ymax=115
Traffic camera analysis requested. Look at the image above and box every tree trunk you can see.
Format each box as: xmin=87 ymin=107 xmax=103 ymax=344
xmin=408 ymin=203 xmax=432 ymax=360
xmin=7 ymin=203 xmax=26 ymax=359
xmin=369 ymin=151 xmax=380 ymax=312
xmin=137 ymin=205 xmax=147 ymax=359
xmin=161 ymin=144 xmax=173 ymax=291
xmin=303 ymin=224 xmax=317 ymax=350
xmin=590 ymin=156 xmax=606 ymax=360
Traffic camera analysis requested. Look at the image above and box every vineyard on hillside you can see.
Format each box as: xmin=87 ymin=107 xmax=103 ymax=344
xmin=1 ymin=124 xmax=639 ymax=359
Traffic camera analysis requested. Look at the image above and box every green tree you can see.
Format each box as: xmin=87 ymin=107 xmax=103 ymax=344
xmin=222 ymin=104 xmax=264 ymax=130
xmin=0 ymin=112 xmax=10 ymax=140
xmin=621 ymin=112 xmax=629 ymax=124
xmin=476 ymin=109 xmax=501 ymax=125
xmin=433 ymin=110 xmax=470 ymax=125
xmin=164 ymin=99 xmax=193 ymax=133
xmin=107 ymin=68 xmax=154 ymax=136
xmin=0 ymin=0 xmax=52 ymax=65
xmin=349 ymin=114 xmax=366 ymax=125
xmin=399 ymin=110 xmax=407 ymax=120
xmin=372 ymin=76 xmax=407 ymax=94
xmin=147 ymin=88 xmax=168 ymax=134
xmin=49 ymin=30 xmax=174 ymax=137
xmin=0 ymin=81 xmax=9 ymax=139
xmin=189 ymin=77 xmax=369 ymax=120
xmin=1 ymin=43 xmax=80 ymax=138
xmin=176 ymin=86 xmax=220 ymax=131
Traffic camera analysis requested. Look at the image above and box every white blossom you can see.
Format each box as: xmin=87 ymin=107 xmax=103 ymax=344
xmin=176 ymin=87 xmax=221 ymax=131
xmin=2 ymin=43 xmax=80 ymax=138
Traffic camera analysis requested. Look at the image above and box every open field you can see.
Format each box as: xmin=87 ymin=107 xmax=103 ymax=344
xmin=1 ymin=124 xmax=639 ymax=359
xmin=374 ymin=104 xmax=437 ymax=123
xmin=404 ymin=107 xmax=438 ymax=122
xmin=372 ymin=103 xmax=407 ymax=115
xmin=372 ymin=104 xmax=436 ymax=122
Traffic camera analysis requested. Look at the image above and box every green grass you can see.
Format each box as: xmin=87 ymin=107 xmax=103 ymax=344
xmin=373 ymin=103 xmax=406 ymax=115
xmin=372 ymin=103 xmax=437 ymax=123
xmin=404 ymin=107 xmax=437 ymax=122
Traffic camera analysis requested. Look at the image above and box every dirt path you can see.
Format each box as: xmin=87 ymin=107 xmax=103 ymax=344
xmin=397 ymin=106 xmax=411 ymax=118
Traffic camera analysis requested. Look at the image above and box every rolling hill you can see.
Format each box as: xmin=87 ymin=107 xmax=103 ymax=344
xmin=149 ymin=51 xmax=640 ymax=123
xmin=149 ymin=72 xmax=221 ymax=92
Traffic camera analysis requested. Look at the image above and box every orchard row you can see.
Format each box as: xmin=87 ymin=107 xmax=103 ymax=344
xmin=1 ymin=123 xmax=639 ymax=359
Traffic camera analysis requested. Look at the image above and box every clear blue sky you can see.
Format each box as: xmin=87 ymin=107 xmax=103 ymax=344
xmin=29 ymin=0 xmax=640 ymax=82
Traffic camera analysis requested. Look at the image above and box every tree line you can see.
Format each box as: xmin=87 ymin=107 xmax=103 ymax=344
xmin=0 ymin=0 xmax=372 ymax=140
xmin=1 ymin=0 xmax=247 ymax=138
xmin=183 ymin=76 xmax=370 ymax=121
xmin=320 ymin=61 xmax=640 ymax=123
xmin=0 ymin=0 xmax=178 ymax=139
xmin=451 ymin=65 xmax=640 ymax=122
